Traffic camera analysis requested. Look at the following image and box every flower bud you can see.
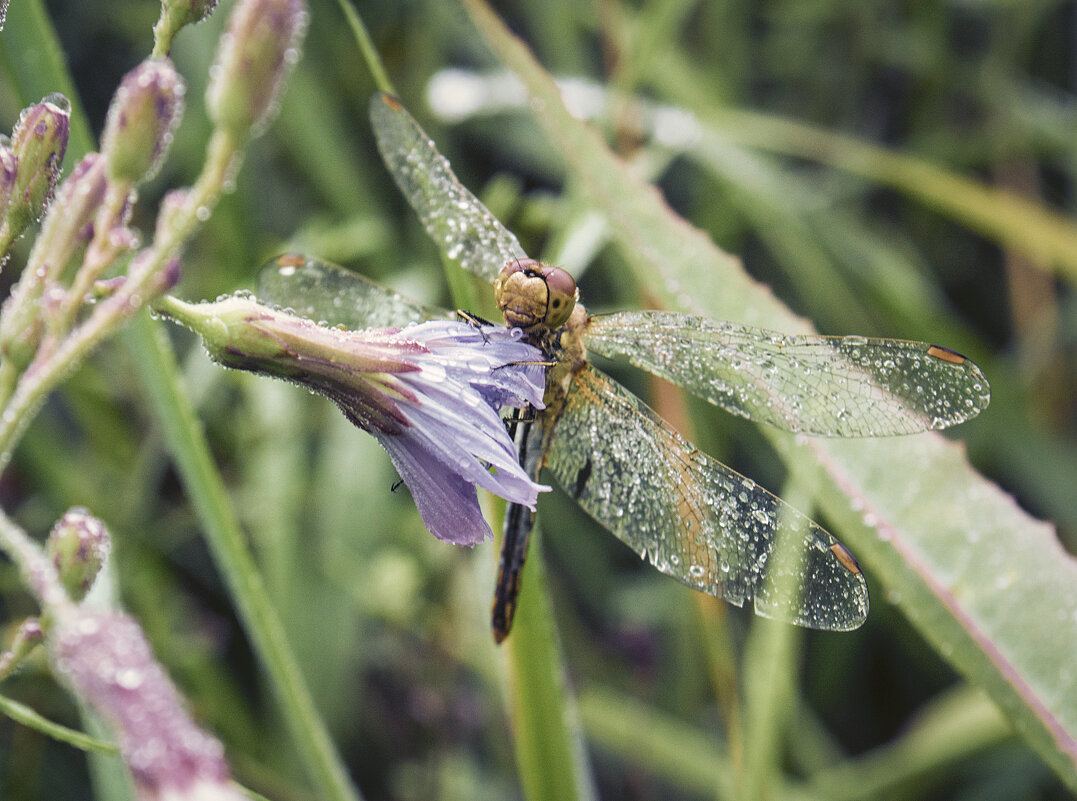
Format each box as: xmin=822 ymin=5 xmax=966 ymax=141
xmin=205 ymin=0 xmax=307 ymax=138
xmin=32 ymin=153 xmax=111 ymax=273
xmin=0 ymin=154 xmax=110 ymax=368
xmin=101 ymin=59 xmax=185 ymax=186
xmin=45 ymin=507 xmax=111 ymax=601
xmin=0 ymin=143 xmax=17 ymax=230
xmin=51 ymin=607 xmax=241 ymax=800
xmin=4 ymin=94 xmax=70 ymax=236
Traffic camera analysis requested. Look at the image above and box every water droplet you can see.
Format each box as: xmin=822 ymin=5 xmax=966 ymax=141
xmin=115 ymin=668 xmax=144 ymax=689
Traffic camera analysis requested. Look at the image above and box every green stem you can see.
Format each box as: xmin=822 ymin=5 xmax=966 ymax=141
xmin=0 ymin=227 xmax=17 ymax=268
xmin=0 ymin=506 xmax=70 ymax=610
xmin=0 ymin=359 xmax=16 ymax=413
xmin=0 ymin=129 xmax=238 ymax=470
xmin=54 ymin=181 xmax=135 ymax=337
xmin=0 ymin=691 xmax=118 ymax=755
xmin=501 ymin=525 xmax=593 ymax=801
xmin=123 ymin=312 xmax=363 ymax=801
xmin=336 ymin=0 xmax=396 ymax=96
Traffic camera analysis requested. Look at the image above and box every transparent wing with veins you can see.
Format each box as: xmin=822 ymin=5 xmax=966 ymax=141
xmin=585 ymin=311 xmax=991 ymax=437
xmin=370 ymin=93 xmax=529 ymax=284
xmin=543 ymin=365 xmax=869 ymax=631
xmin=257 ymin=254 xmax=450 ymax=330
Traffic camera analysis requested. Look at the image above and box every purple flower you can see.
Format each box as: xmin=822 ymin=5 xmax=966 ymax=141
xmin=368 ymin=320 xmax=550 ymax=544
xmin=159 ymin=295 xmax=550 ymax=544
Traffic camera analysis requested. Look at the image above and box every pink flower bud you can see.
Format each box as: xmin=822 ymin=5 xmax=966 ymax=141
xmin=0 ymin=154 xmax=110 ymax=368
xmin=4 ymin=93 xmax=70 ymax=235
xmin=51 ymin=608 xmax=242 ymax=801
xmin=101 ymin=59 xmax=186 ymax=185
xmin=0 ymin=619 xmax=44 ymax=679
xmin=0 ymin=143 xmax=17 ymax=230
xmin=205 ymin=0 xmax=307 ymax=137
xmin=45 ymin=507 xmax=111 ymax=601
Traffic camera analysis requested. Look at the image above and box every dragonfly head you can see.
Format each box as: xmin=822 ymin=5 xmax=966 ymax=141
xmin=494 ymin=258 xmax=578 ymax=330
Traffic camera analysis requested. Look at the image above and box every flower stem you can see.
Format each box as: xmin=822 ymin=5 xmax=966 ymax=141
xmin=123 ymin=312 xmax=363 ymax=801
xmin=0 ymin=506 xmax=70 ymax=612
xmin=53 ymin=181 xmax=134 ymax=337
xmin=0 ymin=128 xmax=238 ymax=471
xmin=500 ymin=525 xmax=594 ymax=801
xmin=336 ymin=0 xmax=395 ymax=96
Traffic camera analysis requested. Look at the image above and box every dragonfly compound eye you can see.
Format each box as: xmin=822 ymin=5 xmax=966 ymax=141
xmin=538 ymin=265 xmax=578 ymax=327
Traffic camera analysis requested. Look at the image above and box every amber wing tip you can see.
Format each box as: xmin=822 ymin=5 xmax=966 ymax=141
xmin=378 ymin=92 xmax=403 ymax=111
xmin=926 ymin=344 xmax=967 ymax=365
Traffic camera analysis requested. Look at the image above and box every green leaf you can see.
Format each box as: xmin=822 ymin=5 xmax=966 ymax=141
xmin=501 ymin=524 xmax=595 ymax=801
xmin=0 ymin=0 xmax=94 ymax=164
xmin=461 ymin=0 xmax=1077 ymax=790
xmin=123 ymin=313 xmax=364 ymax=801
xmin=0 ymin=691 xmax=117 ymax=754
xmin=698 ymin=106 xmax=1077 ymax=286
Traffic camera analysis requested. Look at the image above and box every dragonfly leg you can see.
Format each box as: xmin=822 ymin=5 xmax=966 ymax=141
xmin=455 ymin=309 xmax=497 ymax=342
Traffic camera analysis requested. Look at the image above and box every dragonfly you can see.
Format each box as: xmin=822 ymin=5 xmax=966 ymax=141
xmin=260 ymin=93 xmax=990 ymax=642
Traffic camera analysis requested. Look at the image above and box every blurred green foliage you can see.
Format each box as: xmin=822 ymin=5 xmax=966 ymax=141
xmin=0 ymin=0 xmax=1074 ymax=800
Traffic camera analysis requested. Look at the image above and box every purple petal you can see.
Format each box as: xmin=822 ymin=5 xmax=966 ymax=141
xmin=378 ymin=433 xmax=492 ymax=545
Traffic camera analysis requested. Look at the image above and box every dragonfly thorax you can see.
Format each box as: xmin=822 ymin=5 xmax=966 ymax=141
xmin=494 ymin=258 xmax=578 ymax=330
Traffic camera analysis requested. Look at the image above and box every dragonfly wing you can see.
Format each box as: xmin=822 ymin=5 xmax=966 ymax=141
xmin=584 ymin=311 xmax=990 ymax=437
xmin=257 ymin=254 xmax=452 ymax=330
xmin=543 ymin=365 xmax=868 ymax=631
xmin=369 ymin=93 xmax=529 ymax=284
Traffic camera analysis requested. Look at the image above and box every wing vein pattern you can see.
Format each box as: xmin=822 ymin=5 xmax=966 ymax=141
xmin=584 ymin=311 xmax=991 ymax=437
xmin=258 ymin=256 xmax=449 ymax=330
xmin=370 ymin=94 xmax=528 ymax=283
xmin=543 ymin=365 xmax=868 ymax=631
